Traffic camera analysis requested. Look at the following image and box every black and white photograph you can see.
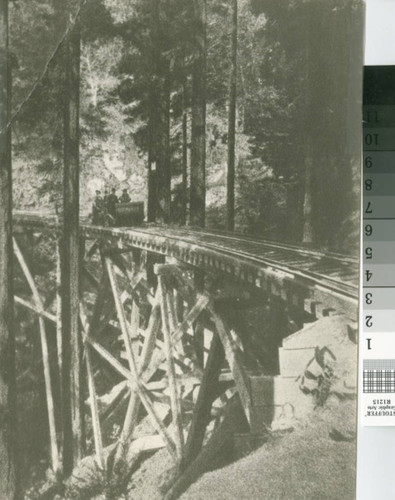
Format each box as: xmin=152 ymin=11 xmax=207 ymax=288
xmin=0 ymin=0 xmax=363 ymax=498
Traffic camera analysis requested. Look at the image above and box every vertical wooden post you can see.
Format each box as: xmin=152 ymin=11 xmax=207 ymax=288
xmin=56 ymin=233 xmax=62 ymax=402
xmin=158 ymin=275 xmax=184 ymax=462
xmin=175 ymin=289 xmax=184 ymax=324
xmin=79 ymin=306 xmax=104 ymax=470
xmin=61 ymin=15 xmax=82 ymax=475
xmin=0 ymin=0 xmax=17 ymax=495
xmin=226 ymin=0 xmax=237 ymax=231
xmin=193 ymin=270 xmax=205 ymax=368
xmin=146 ymin=252 xmax=165 ymax=291
xmin=131 ymin=248 xmax=141 ymax=276
xmin=184 ymin=332 xmax=224 ymax=467
xmin=139 ymin=291 xmax=161 ymax=374
xmin=268 ymin=297 xmax=288 ymax=374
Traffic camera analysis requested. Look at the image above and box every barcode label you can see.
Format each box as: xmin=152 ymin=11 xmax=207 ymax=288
xmin=363 ymin=370 xmax=395 ymax=393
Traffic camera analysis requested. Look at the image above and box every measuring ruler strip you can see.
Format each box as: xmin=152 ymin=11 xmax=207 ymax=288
xmin=362 ymin=68 xmax=395 ymax=425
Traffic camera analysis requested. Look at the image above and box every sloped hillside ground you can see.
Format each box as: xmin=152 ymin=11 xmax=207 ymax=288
xmin=180 ymin=403 xmax=356 ymax=500
xmin=122 ymin=397 xmax=356 ymax=500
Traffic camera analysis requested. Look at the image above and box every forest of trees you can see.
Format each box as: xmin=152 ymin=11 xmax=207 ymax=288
xmin=8 ymin=0 xmax=363 ymax=250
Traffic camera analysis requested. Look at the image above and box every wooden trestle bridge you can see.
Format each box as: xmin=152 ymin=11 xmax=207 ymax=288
xmin=12 ymin=211 xmax=358 ymax=495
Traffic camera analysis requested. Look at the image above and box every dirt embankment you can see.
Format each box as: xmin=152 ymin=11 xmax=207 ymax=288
xmin=121 ymin=399 xmax=356 ymax=500
xmin=180 ymin=405 xmax=356 ymax=500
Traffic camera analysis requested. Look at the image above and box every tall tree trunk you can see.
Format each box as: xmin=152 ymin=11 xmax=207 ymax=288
xmin=190 ymin=0 xmax=206 ymax=227
xmin=147 ymin=114 xmax=157 ymax=222
xmin=61 ymin=14 xmax=83 ymax=475
xmin=302 ymin=4 xmax=315 ymax=245
xmin=302 ymin=151 xmax=313 ymax=244
xmin=149 ymin=0 xmax=171 ymax=224
xmin=181 ymin=74 xmax=188 ymax=225
xmin=156 ymin=65 xmax=171 ymax=223
xmin=0 ymin=1 xmax=17 ymax=496
xmin=226 ymin=0 xmax=237 ymax=231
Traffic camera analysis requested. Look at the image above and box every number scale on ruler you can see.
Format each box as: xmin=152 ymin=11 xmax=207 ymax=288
xmin=362 ymin=97 xmax=395 ymax=425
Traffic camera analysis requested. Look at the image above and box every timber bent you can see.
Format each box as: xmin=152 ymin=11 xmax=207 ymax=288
xmin=12 ymin=210 xmax=359 ymax=496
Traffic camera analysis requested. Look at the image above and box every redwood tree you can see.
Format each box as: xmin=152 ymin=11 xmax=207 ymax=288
xmin=226 ymin=0 xmax=237 ymax=231
xmin=0 ymin=0 xmax=17 ymax=497
xmin=190 ymin=0 xmax=206 ymax=227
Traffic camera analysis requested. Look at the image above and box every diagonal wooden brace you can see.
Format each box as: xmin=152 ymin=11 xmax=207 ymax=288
xmin=13 ymin=237 xmax=61 ymax=474
xmin=106 ymin=258 xmax=178 ymax=462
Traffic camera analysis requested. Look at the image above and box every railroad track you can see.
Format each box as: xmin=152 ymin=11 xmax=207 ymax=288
xmin=137 ymin=225 xmax=359 ymax=292
xmin=13 ymin=211 xmax=359 ymax=316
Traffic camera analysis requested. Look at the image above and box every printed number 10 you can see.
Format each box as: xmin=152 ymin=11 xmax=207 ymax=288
xmin=364 ymin=134 xmax=379 ymax=146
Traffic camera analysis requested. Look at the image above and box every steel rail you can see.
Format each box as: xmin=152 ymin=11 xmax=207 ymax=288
xmin=148 ymin=224 xmax=359 ymax=265
xmin=133 ymin=226 xmax=359 ymax=291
